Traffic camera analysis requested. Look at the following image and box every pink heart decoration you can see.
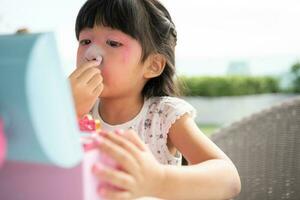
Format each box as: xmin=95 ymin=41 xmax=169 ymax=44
xmin=0 ymin=118 xmax=6 ymax=167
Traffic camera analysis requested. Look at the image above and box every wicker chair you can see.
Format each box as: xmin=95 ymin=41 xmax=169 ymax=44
xmin=210 ymin=96 xmax=300 ymax=200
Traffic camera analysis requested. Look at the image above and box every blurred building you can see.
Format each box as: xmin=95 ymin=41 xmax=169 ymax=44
xmin=226 ymin=61 xmax=251 ymax=75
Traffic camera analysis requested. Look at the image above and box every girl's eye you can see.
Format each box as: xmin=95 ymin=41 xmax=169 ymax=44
xmin=106 ymin=39 xmax=123 ymax=48
xmin=79 ymin=39 xmax=91 ymax=46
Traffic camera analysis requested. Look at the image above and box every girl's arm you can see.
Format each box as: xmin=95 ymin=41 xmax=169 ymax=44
xmin=92 ymin=115 xmax=241 ymax=200
xmin=157 ymin=114 xmax=241 ymax=199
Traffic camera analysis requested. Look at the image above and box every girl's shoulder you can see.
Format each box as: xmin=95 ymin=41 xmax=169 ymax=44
xmin=141 ymin=97 xmax=197 ymax=165
xmin=145 ymin=96 xmax=197 ymax=120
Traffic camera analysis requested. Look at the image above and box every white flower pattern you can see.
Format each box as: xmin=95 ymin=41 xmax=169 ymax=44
xmin=92 ymin=96 xmax=196 ymax=166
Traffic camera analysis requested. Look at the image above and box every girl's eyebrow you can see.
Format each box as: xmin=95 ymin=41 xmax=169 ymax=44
xmin=101 ymin=27 xmax=129 ymax=39
xmin=79 ymin=30 xmax=93 ymax=40
xmin=79 ymin=27 xmax=131 ymax=42
xmin=81 ymin=27 xmax=93 ymax=32
xmin=106 ymin=30 xmax=130 ymax=42
xmin=79 ymin=28 xmax=93 ymax=35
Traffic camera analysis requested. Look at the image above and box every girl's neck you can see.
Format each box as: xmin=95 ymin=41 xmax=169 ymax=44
xmin=98 ymin=95 xmax=144 ymax=125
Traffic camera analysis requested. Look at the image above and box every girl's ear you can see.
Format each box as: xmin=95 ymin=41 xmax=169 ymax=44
xmin=143 ymin=54 xmax=166 ymax=79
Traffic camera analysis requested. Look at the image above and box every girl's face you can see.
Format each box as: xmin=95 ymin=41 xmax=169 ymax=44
xmin=77 ymin=26 xmax=147 ymax=99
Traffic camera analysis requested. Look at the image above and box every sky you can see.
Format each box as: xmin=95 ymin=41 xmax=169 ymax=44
xmin=1 ymin=0 xmax=300 ymax=76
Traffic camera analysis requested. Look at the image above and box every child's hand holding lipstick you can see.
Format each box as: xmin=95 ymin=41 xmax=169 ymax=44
xmin=69 ymin=57 xmax=103 ymax=118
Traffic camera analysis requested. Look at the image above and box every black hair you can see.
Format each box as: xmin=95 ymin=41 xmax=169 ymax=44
xmin=75 ymin=0 xmax=181 ymax=98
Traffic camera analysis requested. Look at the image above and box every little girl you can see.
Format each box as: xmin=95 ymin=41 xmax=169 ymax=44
xmin=69 ymin=0 xmax=241 ymax=199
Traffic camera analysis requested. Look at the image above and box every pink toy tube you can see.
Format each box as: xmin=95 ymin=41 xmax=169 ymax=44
xmin=79 ymin=115 xmax=121 ymax=199
xmin=0 ymin=118 xmax=6 ymax=167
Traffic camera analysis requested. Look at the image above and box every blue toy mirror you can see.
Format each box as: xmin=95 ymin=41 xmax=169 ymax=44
xmin=0 ymin=32 xmax=83 ymax=168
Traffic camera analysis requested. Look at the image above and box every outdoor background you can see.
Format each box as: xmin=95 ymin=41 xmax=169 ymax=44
xmin=1 ymin=0 xmax=299 ymax=135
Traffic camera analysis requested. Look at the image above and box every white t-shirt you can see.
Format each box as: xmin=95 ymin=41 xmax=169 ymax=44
xmin=91 ymin=96 xmax=196 ymax=166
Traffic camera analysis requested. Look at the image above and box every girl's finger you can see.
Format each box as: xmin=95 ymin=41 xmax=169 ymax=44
xmin=87 ymin=73 xmax=103 ymax=87
xmin=96 ymin=136 xmax=140 ymax=176
xmin=100 ymin=131 xmax=142 ymax=161
xmin=92 ymin=163 xmax=135 ymax=190
xmin=120 ymin=129 xmax=147 ymax=151
xmin=78 ymin=67 xmax=101 ymax=83
xmin=70 ymin=60 xmax=101 ymax=78
xmin=92 ymin=83 xmax=103 ymax=95
xmin=98 ymin=187 xmax=132 ymax=200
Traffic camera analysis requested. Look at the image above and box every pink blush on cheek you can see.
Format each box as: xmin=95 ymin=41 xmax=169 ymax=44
xmin=111 ymin=31 xmax=142 ymax=64
xmin=122 ymin=48 xmax=130 ymax=64
xmin=121 ymin=42 xmax=142 ymax=65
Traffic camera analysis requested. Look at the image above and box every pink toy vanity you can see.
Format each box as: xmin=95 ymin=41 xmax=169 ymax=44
xmin=0 ymin=118 xmax=6 ymax=167
xmin=0 ymin=33 xmax=103 ymax=200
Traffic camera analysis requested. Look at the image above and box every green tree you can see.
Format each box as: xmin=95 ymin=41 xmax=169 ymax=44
xmin=291 ymin=62 xmax=300 ymax=93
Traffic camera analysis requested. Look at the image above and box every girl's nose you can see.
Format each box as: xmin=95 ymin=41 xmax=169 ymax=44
xmin=95 ymin=55 xmax=102 ymax=64
xmin=85 ymin=44 xmax=103 ymax=64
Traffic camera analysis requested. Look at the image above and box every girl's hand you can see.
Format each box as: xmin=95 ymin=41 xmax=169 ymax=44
xmin=68 ymin=60 xmax=103 ymax=118
xmin=92 ymin=130 xmax=165 ymax=200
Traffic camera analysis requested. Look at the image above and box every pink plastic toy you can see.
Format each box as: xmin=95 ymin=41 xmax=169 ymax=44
xmin=79 ymin=114 xmax=101 ymax=133
xmin=0 ymin=118 xmax=6 ymax=167
xmin=79 ymin=114 xmax=121 ymax=199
